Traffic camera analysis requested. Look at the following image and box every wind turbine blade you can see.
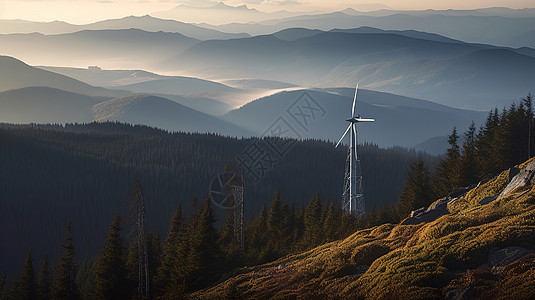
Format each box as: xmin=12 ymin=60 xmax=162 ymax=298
xmin=335 ymin=124 xmax=352 ymax=148
xmin=352 ymin=83 xmax=359 ymax=117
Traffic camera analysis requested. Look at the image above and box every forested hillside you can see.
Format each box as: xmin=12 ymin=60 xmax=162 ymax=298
xmin=0 ymin=122 xmax=434 ymax=278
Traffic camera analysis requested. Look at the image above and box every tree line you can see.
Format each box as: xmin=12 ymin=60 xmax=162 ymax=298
xmin=0 ymin=189 xmax=363 ymax=299
xmin=0 ymin=122 xmax=434 ymax=278
xmin=374 ymin=94 xmax=535 ymax=225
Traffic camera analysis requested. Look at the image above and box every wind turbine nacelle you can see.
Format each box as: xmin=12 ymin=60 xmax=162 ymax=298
xmin=347 ymin=117 xmax=375 ymax=123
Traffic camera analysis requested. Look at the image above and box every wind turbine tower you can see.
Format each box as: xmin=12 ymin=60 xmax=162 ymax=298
xmin=335 ymin=84 xmax=375 ymax=216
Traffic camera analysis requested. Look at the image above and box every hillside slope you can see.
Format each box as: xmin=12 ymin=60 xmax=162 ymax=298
xmin=92 ymin=94 xmax=251 ymax=136
xmin=195 ymin=158 xmax=535 ymax=299
xmin=224 ymin=88 xmax=485 ymax=148
xmin=0 ymin=55 xmax=127 ymax=97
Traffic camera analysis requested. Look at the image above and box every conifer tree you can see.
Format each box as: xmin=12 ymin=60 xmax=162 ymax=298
xmin=476 ymin=108 xmax=503 ymax=179
xmin=398 ymin=158 xmax=433 ymax=218
xmin=302 ymin=193 xmax=323 ymax=249
xmin=37 ymin=255 xmax=51 ymax=300
xmin=246 ymin=203 xmax=269 ymax=260
xmin=15 ymin=252 xmax=38 ymax=300
xmin=322 ymin=201 xmax=339 ymax=243
xmin=460 ymin=121 xmax=479 ymax=186
xmin=94 ymin=215 xmax=131 ymax=300
xmin=524 ymin=93 xmax=534 ymax=160
xmin=218 ymin=210 xmax=240 ymax=260
xmin=0 ymin=273 xmax=6 ymax=300
xmin=186 ymin=198 xmax=219 ymax=291
xmin=154 ymin=204 xmax=188 ymax=297
xmin=51 ymin=222 xmax=80 ymax=300
xmin=433 ymin=127 xmax=461 ymax=197
xmin=265 ymin=190 xmax=291 ymax=257
xmin=147 ymin=232 xmax=161 ymax=299
xmin=75 ymin=256 xmax=95 ymax=300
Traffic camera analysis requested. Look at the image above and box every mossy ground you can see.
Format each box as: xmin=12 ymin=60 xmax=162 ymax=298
xmin=191 ymin=160 xmax=535 ymax=299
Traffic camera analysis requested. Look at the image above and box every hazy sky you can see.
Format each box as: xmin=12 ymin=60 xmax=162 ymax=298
xmin=1 ymin=0 xmax=534 ymax=24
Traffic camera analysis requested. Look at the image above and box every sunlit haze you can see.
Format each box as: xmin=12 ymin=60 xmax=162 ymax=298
xmin=1 ymin=0 xmax=534 ymax=24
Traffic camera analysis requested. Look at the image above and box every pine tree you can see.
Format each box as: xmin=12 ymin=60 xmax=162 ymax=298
xmin=322 ymin=201 xmax=339 ymax=243
xmin=15 ymin=252 xmax=38 ymax=300
xmin=246 ymin=203 xmax=269 ymax=261
xmin=433 ymin=127 xmax=461 ymax=197
xmin=398 ymin=158 xmax=433 ymax=218
xmin=218 ymin=210 xmax=240 ymax=261
xmin=75 ymin=256 xmax=95 ymax=300
xmin=265 ymin=190 xmax=291 ymax=257
xmin=0 ymin=273 xmax=6 ymax=300
xmin=524 ymin=93 xmax=534 ymax=160
xmin=146 ymin=232 xmax=161 ymax=299
xmin=460 ymin=121 xmax=479 ymax=186
xmin=154 ymin=204 xmax=188 ymax=297
xmin=476 ymin=109 xmax=501 ymax=179
xmin=186 ymin=198 xmax=219 ymax=291
xmin=302 ymin=193 xmax=323 ymax=249
xmin=94 ymin=215 xmax=131 ymax=300
xmin=51 ymin=222 xmax=80 ymax=300
xmin=37 ymin=255 xmax=51 ymax=300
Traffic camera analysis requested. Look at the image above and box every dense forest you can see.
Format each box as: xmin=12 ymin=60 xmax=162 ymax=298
xmin=1 ymin=94 xmax=534 ymax=299
xmin=0 ymin=122 xmax=434 ymax=279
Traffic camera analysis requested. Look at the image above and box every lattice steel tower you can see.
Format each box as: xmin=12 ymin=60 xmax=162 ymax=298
xmin=335 ymin=84 xmax=374 ymax=216
xmin=232 ymin=159 xmax=245 ymax=253
xmin=127 ymin=180 xmax=149 ymax=299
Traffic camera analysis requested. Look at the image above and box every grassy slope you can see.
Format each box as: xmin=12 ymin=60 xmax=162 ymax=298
xmin=192 ymin=158 xmax=535 ymax=299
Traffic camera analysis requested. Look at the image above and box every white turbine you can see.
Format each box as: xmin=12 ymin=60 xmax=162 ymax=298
xmin=335 ymin=83 xmax=374 ymax=216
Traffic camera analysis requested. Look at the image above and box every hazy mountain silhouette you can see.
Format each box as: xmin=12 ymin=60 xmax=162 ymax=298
xmin=38 ymin=66 xmax=163 ymax=87
xmin=223 ymin=88 xmax=486 ymax=148
xmin=163 ymin=30 xmax=535 ymax=109
xmin=0 ymin=87 xmax=108 ymax=123
xmin=152 ymin=2 xmax=305 ymax=25
xmin=0 ymin=56 xmax=127 ymax=97
xmin=120 ymin=77 xmax=238 ymax=95
xmin=0 ymin=29 xmax=199 ymax=69
xmin=200 ymin=10 xmax=535 ymax=48
xmin=92 ymin=94 xmax=251 ymax=136
xmin=0 ymin=15 xmax=248 ymax=40
xmin=222 ymin=79 xmax=298 ymax=90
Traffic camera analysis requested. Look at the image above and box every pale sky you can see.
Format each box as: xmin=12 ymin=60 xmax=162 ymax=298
xmin=1 ymin=0 xmax=534 ymax=24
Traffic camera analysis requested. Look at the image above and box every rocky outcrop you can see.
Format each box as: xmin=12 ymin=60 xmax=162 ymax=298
xmin=488 ymin=246 xmax=533 ymax=274
xmin=401 ymin=184 xmax=477 ymax=225
xmin=499 ymin=160 xmax=535 ymax=198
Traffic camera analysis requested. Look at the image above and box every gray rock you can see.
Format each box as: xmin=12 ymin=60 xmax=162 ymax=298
xmin=499 ymin=160 xmax=535 ymax=198
xmin=401 ymin=201 xmax=449 ymax=225
xmin=444 ymin=287 xmax=472 ymax=300
xmin=410 ymin=207 xmax=426 ymax=218
xmin=488 ymin=246 xmax=533 ymax=274
xmin=479 ymin=196 xmax=497 ymax=205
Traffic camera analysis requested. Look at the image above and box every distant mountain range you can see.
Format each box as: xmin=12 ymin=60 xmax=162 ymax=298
xmin=164 ymin=29 xmax=535 ymax=109
xmin=152 ymin=2 xmax=307 ymax=25
xmin=198 ymin=9 xmax=535 ymax=48
xmin=0 ymin=29 xmax=198 ymax=69
xmin=0 ymin=56 xmax=127 ymax=97
xmin=0 ymin=55 xmax=488 ymax=149
xmin=0 ymin=15 xmax=248 ymax=40
xmin=223 ymin=88 xmax=486 ymax=148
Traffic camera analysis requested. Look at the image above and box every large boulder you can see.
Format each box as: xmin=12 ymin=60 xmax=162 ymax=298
xmin=488 ymin=246 xmax=533 ymax=274
xmin=499 ymin=160 xmax=535 ymax=198
xmin=401 ymin=184 xmax=477 ymax=225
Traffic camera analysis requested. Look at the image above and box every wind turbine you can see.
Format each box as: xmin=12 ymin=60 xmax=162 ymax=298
xmin=335 ymin=83 xmax=374 ymax=216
